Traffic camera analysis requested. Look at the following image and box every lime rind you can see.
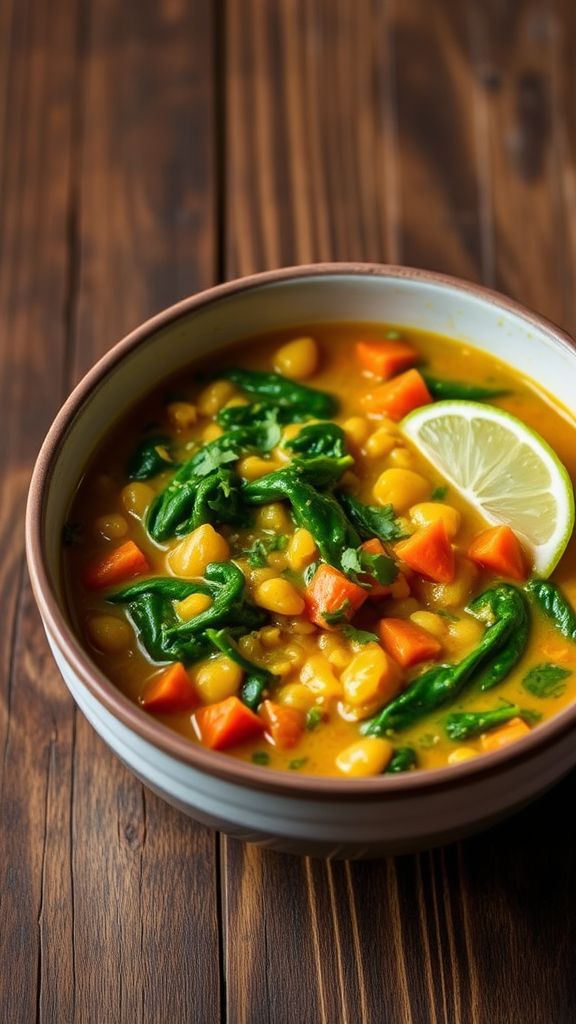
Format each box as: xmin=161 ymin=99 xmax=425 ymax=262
xmin=401 ymin=400 xmax=575 ymax=577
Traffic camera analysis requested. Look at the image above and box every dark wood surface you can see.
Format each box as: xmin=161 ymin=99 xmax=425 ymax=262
xmin=1 ymin=1 xmax=575 ymax=1021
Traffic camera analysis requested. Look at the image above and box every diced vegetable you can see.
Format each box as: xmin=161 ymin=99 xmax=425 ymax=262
xmin=468 ymin=525 xmax=527 ymax=581
xmin=394 ymin=521 xmax=455 ymax=583
xmin=363 ymin=585 xmax=529 ymax=734
xmin=361 ymin=369 xmax=432 ymax=419
xmin=141 ymin=663 xmax=198 ymax=714
xmin=355 ymin=339 xmax=418 ymax=379
xmin=84 ymin=540 xmax=150 ymax=590
xmin=378 ymin=617 xmax=442 ymax=667
xmin=195 ymin=696 xmax=264 ymax=750
xmin=304 ymin=564 xmax=368 ymax=629
xmin=480 ymin=717 xmax=531 ymax=751
xmin=260 ymin=700 xmax=305 ymax=748
xmin=341 ymin=645 xmax=402 ymax=707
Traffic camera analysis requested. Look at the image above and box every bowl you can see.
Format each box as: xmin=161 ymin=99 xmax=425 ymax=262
xmin=26 ymin=263 xmax=576 ymax=858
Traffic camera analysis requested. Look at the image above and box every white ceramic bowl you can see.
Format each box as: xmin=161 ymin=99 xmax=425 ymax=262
xmin=26 ymin=264 xmax=576 ymax=858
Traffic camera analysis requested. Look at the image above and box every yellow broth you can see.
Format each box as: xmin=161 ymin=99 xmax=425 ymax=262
xmin=63 ymin=324 xmax=576 ymax=776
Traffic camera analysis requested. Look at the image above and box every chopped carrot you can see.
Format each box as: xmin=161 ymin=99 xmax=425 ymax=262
xmin=195 ymin=696 xmax=264 ymax=750
xmin=355 ymin=339 xmax=418 ymax=379
xmin=84 ymin=539 xmax=149 ymax=590
xmin=394 ymin=520 xmax=455 ymax=583
xmin=481 ymin=717 xmax=531 ymax=752
xmin=378 ymin=617 xmax=442 ymax=668
xmin=260 ymin=700 xmax=305 ymax=749
xmin=141 ymin=662 xmax=198 ymax=714
xmin=468 ymin=525 xmax=528 ymax=581
xmin=304 ymin=564 xmax=368 ymax=629
xmin=361 ymin=368 xmax=432 ymax=419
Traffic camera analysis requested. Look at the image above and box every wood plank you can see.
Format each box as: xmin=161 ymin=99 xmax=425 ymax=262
xmin=223 ymin=2 xmax=576 ymax=1023
xmin=0 ymin=0 xmax=221 ymax=1021
xmin=67 ymin=3 xmax=221 ymax=1023
xmin=467 ymin=0 xmax=568 ymax=322
xmin=0 ymin=0 xmax=79 ymax=1019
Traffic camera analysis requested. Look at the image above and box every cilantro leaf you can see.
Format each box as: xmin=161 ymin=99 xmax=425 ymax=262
xmin=341 ymin=547 xmax=363 ymax=574
xmin=338 ymin=494 xmax=406 ymax=542
xmin=252 ymin=751 xmax=270 ymax=765
xmin=341 ymin=546 xmax=397 ymax=586
xmin=192 ymin=446 xmax=239 ymax=477
xmin=303 ymin=561 xmax=320 ymax=585
xmin=340 ymin=625 xmax=379 ymax=645
xmin=305 ymin=707 xmax=324 ymax=730
xmin=289 ymin=757 xmax=309 ymax=770
xmin=244 ymin=534 xmax=288 ymax=568
xmin=521 ymin=663 xmax=571 ymax=698
xmin=360 ymin=551 xmax=397 ymax=586
xmin=430 ymin=485 xmax=448 ymax=501
xmin=322 ymin=600 xmax=352 ymax=625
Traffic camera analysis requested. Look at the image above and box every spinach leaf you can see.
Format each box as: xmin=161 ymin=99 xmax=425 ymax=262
xmin=421 ymin=373 xmax=510 ymax=401
xmin=174 ymin=468 xmax=250 ymax=535
xmin=127 ymin=435 xmax=175 ymax=480
xmin=147 ymin=424 xmax=282 ymax=541
xmin=526 ymin=579 xmax=576 ymax=642
xmin=109 ymin=562 xmax=267 ymax=663
xmin=363 ymin=585 xmax=529 ymax=735
xmin=337 ymin=493 xmax=406 ymax=543
xmin=386 ymin=747 xmax=417 ymax=773
xmin=219 ymin=368 xmax=338 ymax=418
xmin=285 ymin=423 xmax=348 ymax=460
xmin=243 ymin=463 xmax=359 ymax=568
xmin=444 ymin=704 xmax=540 ymax=740
xmin=521 ymin=663 xmax=571 ymax=698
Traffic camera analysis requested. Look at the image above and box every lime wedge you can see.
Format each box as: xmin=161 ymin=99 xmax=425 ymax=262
xmin=401 ymin=400 xmax=575 ymax=577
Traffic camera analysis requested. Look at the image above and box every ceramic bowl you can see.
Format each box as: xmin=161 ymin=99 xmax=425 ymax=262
xmin=26 ymin=264 xmax=576 ymax=858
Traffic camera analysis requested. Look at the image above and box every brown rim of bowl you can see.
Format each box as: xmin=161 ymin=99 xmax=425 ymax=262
xmin=26 ymin=262 xmax=576 ymax=801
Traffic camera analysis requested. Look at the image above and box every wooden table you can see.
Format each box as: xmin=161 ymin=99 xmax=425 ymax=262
xmin=2 ymin=1 xmax=576 ymax=1020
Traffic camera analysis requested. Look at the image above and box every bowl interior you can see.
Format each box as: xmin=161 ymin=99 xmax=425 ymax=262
xmin=43 ymin=269 xmax=576 ymax=605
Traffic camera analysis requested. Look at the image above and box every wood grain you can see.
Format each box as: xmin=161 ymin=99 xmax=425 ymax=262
xmin=0 ymin=0 xmax=221 ymax=1021
xmin=0 ymin=0 xmax=79 ymax=1019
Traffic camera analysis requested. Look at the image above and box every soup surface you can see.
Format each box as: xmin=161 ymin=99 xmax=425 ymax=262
xmin=63 ymin=324 xmax=576 ymax=777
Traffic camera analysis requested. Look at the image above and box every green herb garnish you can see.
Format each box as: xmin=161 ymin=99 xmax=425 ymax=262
xmin=252 ymin=751 xmax=270 ymax=766
xmin=322 ymin=600 xmax=353 ymax=626
xmin=430 ymin=485 xmax=448 ymax=501
xmin=521 ymin=663 xmax=571 ymax=698
xmin=340 ymin=625 xmax=379 ymax=645
xmin=305 ymin=707 xmax=324 ymax=730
